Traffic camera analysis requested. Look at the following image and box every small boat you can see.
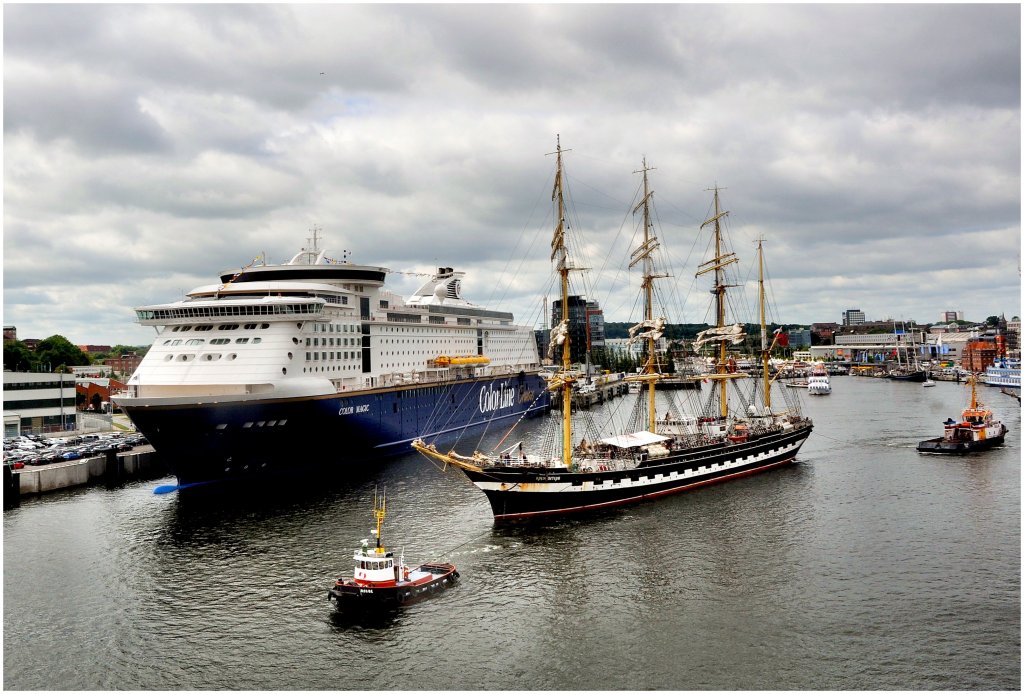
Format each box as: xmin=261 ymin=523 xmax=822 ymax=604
xmin=917 ymin=376 xmax=1008 ymax=454
xmin=327 ymin=489 xmax=458 ymax=608
xmin=922 ymin=379 xmax=936 ymax=387
xmin=806 ymin=364 xmax=831 ymax=395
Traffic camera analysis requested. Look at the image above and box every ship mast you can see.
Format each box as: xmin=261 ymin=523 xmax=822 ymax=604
xmin=551 ymin=136 xmax=574 ymax=467
xmin=630 ymin=159 xmax=668 ymax=432
xmin=697 ymin=187 xmax=739 ymax=419
xmin=758 ymin=238 xmax=771 ymax=410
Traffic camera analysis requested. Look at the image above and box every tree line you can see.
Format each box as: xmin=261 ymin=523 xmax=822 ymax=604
xmin=3 ymin=336 xmax=149 ymax=375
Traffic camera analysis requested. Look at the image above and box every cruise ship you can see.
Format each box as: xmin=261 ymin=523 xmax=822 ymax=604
xmin=113 ymin=236 xmax=550 ymax=485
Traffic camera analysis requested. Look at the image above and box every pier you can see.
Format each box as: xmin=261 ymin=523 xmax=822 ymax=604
xmin=5 ymin=447 xmax=165 ymax=500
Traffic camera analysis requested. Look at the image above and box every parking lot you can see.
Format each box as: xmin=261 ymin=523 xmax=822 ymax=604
xmin=3 ymin=432 xmax=150 ymax=470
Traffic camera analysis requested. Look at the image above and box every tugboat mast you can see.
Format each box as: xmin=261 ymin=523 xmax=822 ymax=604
xmin=373 ymin=487 xmax=386 ymax=551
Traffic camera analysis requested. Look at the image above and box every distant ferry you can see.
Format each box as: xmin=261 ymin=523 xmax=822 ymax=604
xmin=983 ymin=358 xmax=1020 ymax=390
xmin=113 ymin=233 xmax=549 ymax=485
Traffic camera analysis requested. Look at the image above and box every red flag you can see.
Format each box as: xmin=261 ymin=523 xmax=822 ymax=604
xmin=773 ymin=327 xmax=789 ymax=347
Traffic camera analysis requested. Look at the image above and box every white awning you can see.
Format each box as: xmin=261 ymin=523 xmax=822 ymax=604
xmin=598 ymin=431 xmax=670 ymax=449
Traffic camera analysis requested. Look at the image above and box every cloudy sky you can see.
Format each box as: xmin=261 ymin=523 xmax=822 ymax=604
xmin=4 ymin=4 xmax=1020 ymax=347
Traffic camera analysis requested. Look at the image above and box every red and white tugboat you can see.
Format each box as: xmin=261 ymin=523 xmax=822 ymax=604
xmin=327 ymin=490 xmax=458 ymax=608
xmin=917 ymin=375 xmax=1009 ymax=454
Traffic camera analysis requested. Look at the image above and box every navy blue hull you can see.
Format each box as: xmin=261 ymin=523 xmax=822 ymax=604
xmin=121 ymin=373 xmax=549 ymax=484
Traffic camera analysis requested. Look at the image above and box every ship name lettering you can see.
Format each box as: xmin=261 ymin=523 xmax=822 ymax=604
xmin=478 ymin=382 xmax=517 ymax=414
xmin=338 ymin=404 xmax=371 ymax=416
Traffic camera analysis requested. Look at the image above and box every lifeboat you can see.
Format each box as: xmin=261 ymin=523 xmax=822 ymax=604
xmin=433 ymin=355 xmax=490 ymax=367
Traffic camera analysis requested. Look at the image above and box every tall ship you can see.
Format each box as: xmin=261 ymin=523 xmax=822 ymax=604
xmin=414 ymin=140 xmax=813 ymax=520
xmin=113 ymin=232 xmax=549 ymax=485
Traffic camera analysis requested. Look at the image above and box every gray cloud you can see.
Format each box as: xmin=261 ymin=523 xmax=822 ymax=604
xmin=3 ymin=4 xmax=1019 ymax=346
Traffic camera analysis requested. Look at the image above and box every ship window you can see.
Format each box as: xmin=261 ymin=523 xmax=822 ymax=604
xmin=164 ymin=355 xmax=173 ymax=361
xmin=218 ymin=324 xmax=239 ymax=330
xmin=287 ymin=352 xmax=293 ymax=359
xmin=235 ymin=338 xmax=249 ymax=344
xmin=282 ymin=368 xmax=287 ymax=375
xmin=261 ymin=323 xmax=269 ymax=329
xmin=245 ymin=323 xmax=257 ymax=330
xmin=278 ymin=420 xmax=287 ymax=425
xmin=229 ymin=354 xmax=237 ymax=360
xmin=216 ymin=424 xmax=227 ymax=430
xmin=252 ymin=338 xmax=261 ymax=344
xmin=243 ymin=422 xmax=253 ymax=428
xmin=195 ymin=325 xmax=213 ymax=331
xmin=172 ymin=326 xmax=180 ymax=332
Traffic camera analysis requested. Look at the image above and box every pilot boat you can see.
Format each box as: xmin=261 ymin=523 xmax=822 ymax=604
xmin=328 ymin=490 xmax=458 ymax=607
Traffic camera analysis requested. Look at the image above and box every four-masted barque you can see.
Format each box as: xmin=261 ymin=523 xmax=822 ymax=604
xmin=413 ymin=139 xmax=813 ymax=521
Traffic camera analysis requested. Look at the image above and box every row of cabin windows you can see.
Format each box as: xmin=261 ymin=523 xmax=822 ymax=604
xmin=163 ymin=338 xmax=262 ymax=347
xmin=307 ymin=337 xmax=359 ymax=347
xmin=358 ymin=559 xmax=393 ymax=570
xmin=311 ymin=323 xmax=358 ymax=333
xmin=306 ymin=352 xmax=358 ymax=361
xmin=170 ymin=323 xmax=270 ymax=332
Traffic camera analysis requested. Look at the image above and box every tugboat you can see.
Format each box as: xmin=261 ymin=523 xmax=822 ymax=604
xmin=917 ymin=376 xmax=1009 ymax=454
xmin=327 ymin=489 xmax=459 ymax=608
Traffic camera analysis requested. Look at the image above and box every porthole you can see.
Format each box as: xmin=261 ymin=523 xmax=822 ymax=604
xmin=164 ymin=355 xmax=173 ymax=361
xmin=288 ymin=352 xmax=293 ymax=359
xmin=228 ymin=354 xmax=237 ymax=360
xmin=282 ymin=368 xmax=287 ymax=375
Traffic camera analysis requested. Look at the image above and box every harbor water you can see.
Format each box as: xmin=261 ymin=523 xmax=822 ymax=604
xmin=3 ymin=377 xmax=1020 ymax=690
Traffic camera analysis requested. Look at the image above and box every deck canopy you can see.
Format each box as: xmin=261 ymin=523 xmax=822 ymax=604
xmin=599 ymin=431 xmax=670 ymax=449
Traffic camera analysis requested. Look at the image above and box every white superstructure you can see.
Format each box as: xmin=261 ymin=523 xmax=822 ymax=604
xmin=122 ymin=241 xmax=541 ymax=405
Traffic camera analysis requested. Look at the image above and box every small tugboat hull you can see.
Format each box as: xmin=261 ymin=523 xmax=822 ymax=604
xmin=328 ymin=563 xmax=459 ymax=608
xmin=917 ymin=431 xmax=1007 ymax=454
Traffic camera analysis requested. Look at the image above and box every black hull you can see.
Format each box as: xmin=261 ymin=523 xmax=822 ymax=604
xmin=464 ymin=423 xmax=812 ymax=520
xmin=120 ymin=373 xmax=548 ymax=485
xmin=889 ymin=371 xmax=927 ymax=382
xmin=917 ymin=432 xmax=1007 ymax=454
xmin=327 ymin=564 xmax=459 ymax=608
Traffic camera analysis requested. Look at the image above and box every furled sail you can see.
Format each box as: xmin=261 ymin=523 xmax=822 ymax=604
xmin=627 ymin=317 xmax=666 ymax=344
xmin=548 ymin=319 xmax=569 ymax=359
xmin=693 ymin=323 xmax=746 ymax=349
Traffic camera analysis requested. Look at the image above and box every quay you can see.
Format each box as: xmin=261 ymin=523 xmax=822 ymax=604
xmin=4 ymin=447 xmax=164 ymax=504
xmin=553 ymin=373 xmax=630 ymax=410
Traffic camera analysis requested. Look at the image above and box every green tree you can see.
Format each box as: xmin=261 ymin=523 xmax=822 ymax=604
xmin=986 ymin=315 xmax=1000 ymax=326
xmin=3 ymin=339 xmax=36 ymax=372
xmin=33 ymin=335 xmax=90 ymax=372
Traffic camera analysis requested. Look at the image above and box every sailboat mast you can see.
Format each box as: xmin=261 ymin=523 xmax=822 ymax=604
xmin=552 ymin=137 xmax=573 ymax=467
xmin=640 ymin=160 xmax=657 ymax=432
xmin=758 ymin=239 xmax=771 ymax=410
xmin=712 ymin=189 xmax=729 ymax=418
